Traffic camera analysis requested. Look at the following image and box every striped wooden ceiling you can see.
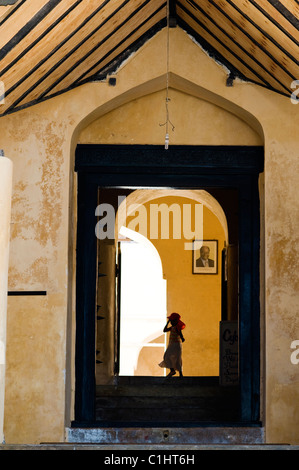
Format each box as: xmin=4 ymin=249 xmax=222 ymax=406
xmin=0 ymin=0 xmax=298 ymax=116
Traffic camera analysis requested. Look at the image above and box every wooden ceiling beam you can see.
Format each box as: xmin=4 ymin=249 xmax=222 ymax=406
xmin=4 ymin=0 xmax=165 ymax=113
xmin=41 ymin=2 xmax=166 ymax=98
xmin=249 ymin=0 xmax=299 ymax=43
xmin=207 ymin=0 xmax=298 ymax=80
xmin=227 ymin=0 xmax=298 ymax=64
xmin=177 ymin=7 xmax=267 ymax=86
xmin=1 ymin=10 xmax=166 ymax=116
xmin=0 ymin=0 xmax=83 ymax=76
xmin=179 ymin=0 xmax=296 ymax=94
xmin=0 ymin=0 xmax=61 ymax=54
xmin=178 ymin=1 xmax=291 ymax=95
xmin=268 ymin=0 xmax=299 ymax=28
xmin=73 ymin=7 xmax=166 ymax=86
xmin=0 ymin=0 xmax=297 ymax=115
xmin=1 ymin=0 xmax=133 ymax=112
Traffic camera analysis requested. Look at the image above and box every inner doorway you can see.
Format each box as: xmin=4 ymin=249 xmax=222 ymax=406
xmin=96 ymin=187 xmax=231 ymax=382
xmin=118 ymin=227 xmax=167 ymax=377
xmin=74 ymin=144 xmax=263 ymax=426
xmin=94 ymin=186 xmax=238 ymax=423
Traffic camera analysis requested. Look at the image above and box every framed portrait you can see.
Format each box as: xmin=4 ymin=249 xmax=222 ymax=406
xmin=192 ymin=239 xmax=218 ymax=274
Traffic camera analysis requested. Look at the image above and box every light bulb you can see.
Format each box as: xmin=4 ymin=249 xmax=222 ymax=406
xmin=165 ymin=133 xmax=169 ymax=150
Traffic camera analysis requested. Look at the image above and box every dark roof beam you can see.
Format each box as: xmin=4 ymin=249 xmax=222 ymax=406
xmin=267 ymin=0 xmax=299 ymax=30
xmin=169 ymin=0 xmax=177 ymax=27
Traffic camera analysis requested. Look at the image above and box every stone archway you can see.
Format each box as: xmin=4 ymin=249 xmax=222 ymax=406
xmin=116 ymin=188 xmax=228 ymax=245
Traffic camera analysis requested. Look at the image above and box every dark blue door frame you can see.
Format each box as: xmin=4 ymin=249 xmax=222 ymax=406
xmin=73 ymin=144 xmax=263 ymax=426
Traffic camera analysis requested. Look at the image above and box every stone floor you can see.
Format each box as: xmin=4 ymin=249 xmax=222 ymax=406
xmin=1 ymin=443 xmax=298 ymax=450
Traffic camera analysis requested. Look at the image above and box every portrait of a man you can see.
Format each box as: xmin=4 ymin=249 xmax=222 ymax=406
xmin=192 ymin=240 xmax=218 ymax=274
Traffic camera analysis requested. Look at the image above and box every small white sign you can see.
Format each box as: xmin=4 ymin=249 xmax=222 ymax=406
xmin=219 ymin=321 xmax=238 ymax=386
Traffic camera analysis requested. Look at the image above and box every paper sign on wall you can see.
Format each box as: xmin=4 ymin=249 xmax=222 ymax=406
xmin=219 ymin=321 xmax=239 ymax=386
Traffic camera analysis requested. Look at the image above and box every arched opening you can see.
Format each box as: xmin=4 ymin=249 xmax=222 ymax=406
xmin=72 ymin=65 xmax=264 ymax=426
xmin=113 ymin=189 xmax=230 ymax=379
xmin=90 ymin=183 xmax=240 ymax=423
xmin=117 ymin=226 xmax=167 ymax=377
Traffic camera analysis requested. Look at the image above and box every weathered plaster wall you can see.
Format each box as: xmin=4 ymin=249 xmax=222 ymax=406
xmin=2 ymin=111 xmax=74 ymax=443
xmin=0 ymin=27 xmax=298 ymax=444
xmin=78 ymin=88 xmax=262 ymax=146
xmin=264 ymin=138 xmax=299 ymax=443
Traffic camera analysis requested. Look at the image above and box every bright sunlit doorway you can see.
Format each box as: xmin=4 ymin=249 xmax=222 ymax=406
xmin=118 ymin=227 xmax=167 ymax=376
xmin=113 ymin=188 xmax=230 ymax=379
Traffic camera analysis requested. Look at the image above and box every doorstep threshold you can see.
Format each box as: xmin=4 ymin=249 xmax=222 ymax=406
xmin=66 ymin=425 xmax=265 ymax=445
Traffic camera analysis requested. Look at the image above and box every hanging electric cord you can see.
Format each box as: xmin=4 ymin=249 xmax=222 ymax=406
xmin=160 ymin=0 xmax=175 ymax=149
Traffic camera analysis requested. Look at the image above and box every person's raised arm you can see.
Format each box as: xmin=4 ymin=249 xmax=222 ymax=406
xmin=179 ymin=330 xmax=185 ymax=342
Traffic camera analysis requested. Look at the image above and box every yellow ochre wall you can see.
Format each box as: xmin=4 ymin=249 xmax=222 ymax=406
xmin=122 ymin=195 xmax=226 ymax=377
xmin=78 ymin=88 xmax=262 ymax=146
xmin=0 ymin=28 xmax=298 ymax=444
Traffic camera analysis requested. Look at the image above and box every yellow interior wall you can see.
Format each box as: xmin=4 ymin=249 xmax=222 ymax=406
xmin=0 ymin=26 xmax=298 ymax=444
xmin=125 ymin=196 xmax=225 ymax=377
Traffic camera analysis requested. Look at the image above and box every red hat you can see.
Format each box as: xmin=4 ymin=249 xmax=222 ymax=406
xmin=168 ymin=312 xmax=186 ymax=330
xmin=168 ymin=312 xmax=180 ymax=321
